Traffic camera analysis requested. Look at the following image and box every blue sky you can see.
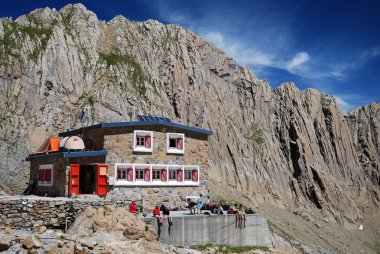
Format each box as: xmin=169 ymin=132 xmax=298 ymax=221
xmin=1 ymin=0 xmax=380 ymax=110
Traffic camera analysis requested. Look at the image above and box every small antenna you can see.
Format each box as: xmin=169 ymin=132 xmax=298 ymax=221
xmin=67 ymin=112 xmax=73 ymax=131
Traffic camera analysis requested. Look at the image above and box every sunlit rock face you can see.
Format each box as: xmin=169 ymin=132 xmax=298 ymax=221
xmin=0 ymin=3 xmax=379 ymax=227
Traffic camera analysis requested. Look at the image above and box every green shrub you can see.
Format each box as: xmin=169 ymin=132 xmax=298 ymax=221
xmin=244 ymin=123 xmax=265 ymax=144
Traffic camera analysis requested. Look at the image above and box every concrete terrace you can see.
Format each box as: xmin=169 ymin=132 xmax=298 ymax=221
xmin=144 ymin=213 xmax=272 ymax=247
xmin=0 ymin=196 xmax=271 ymax=247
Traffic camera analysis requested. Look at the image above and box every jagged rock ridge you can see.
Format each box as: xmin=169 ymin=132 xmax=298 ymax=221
xmin=0 ymin=4 xmax=379 ymax=228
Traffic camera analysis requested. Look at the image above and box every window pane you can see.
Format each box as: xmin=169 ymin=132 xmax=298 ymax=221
xmin=153 ymin=170 xmax=160 ymax=179
xmin=169 ymin=170 xmax=176 ymax=179
xmin=169 ymin=138 xmax=177 ymax=148
xmin=118 ymin=168 xmax=127 ymax=179
xmin=136 ymin=137 xmax=145 ymax=146
xmin=185 ymin=171 xmax=192 ymax=180
xmin=136 ymin=170 xmax=144 ymax=179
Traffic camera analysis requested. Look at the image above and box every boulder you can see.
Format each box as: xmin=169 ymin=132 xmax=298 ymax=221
xmin=21 ymin=235 xmax=43 ymax=249
xmin=36 ymin=226 xmax=47 ymax=234
xmin=0 ymin=237 xmax=10 ymax=251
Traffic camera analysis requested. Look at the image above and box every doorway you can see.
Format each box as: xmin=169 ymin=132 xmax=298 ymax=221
xmin=69 ymin=164 xmax=108 ymax=197
xmin=79 ymin=165 xmax=96 ymax=194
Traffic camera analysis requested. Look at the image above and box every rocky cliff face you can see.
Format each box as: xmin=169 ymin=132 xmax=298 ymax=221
xmin=0 ymin=4 xmax=379 ymax=227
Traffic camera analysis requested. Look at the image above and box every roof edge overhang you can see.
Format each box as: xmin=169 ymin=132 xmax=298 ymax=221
xmin=59 ymin=121 xmax=213 ymax=137
xmin=25 ymin=150 xmax=108 ymax=161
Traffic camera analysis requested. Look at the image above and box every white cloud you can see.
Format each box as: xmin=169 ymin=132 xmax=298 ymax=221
xmin=154 ymin=1 xmax=379 ymax=89
xmin=286 ymin=52 xmax=310 ymax=70
xmin=334 ymin=96 xmax=352 ymax=112
xmin=201 ymin=30 xmax=315 ymax=79
xmin=330 ymin=46 xmax=380 ymax=79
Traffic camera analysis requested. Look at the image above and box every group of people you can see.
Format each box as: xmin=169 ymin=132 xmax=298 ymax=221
xmin=129 ymin=193 xmax=250 ymax=226
xmin=129 ymin=201 xmax=173 ymax=225
xmin=153 ymin=204 xmax=173 ymax=225
xmin=187 ymin=196 xmax=247 ymax=221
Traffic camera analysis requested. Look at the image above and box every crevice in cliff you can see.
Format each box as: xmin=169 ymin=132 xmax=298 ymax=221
xmin=322 ymin=106 xmax=340 ymax=164
xmin=166 ymin=91 xmax=180 ymax=118
xmin=288 ymin=123 xmax=302 ymax=179
xmin=226 ymin=143 xmax=242 ymax=190
xmin=308 ymin=187 xmax=323 ymax=209
xmin=313 ymin=120 xmax=327 ymax=161
xmin=311 ymin=167 xmax=326 ymax=193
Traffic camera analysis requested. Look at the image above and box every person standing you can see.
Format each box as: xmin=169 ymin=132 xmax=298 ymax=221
xmin=197 ymin=194 xmax=204 ymax=214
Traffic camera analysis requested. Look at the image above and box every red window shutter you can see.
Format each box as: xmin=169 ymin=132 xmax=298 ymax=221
xmin=192 ymin=170 xmax=198 ymax=182
xmin=177 ymin=137 xmax=183 ymax=150
xmin=161 ymin=170 xmax=167 ymax=181
xmin=127 ymin=168 xmax=133 ymax=182
xmin=144 ymin=168 xmax=150 ymax=181
xmin=45 ymin=169 xmax=52 ymax=182
xmin=177 ymin=170 xmax=183 ymax=181
xmin=145 ymin=136 xmax=151 ymax=148
xmin=39 ymin=169 xmax=45 ymax=181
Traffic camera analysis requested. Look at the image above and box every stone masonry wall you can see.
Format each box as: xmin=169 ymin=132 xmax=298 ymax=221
xmin=101 ymin=126 xmax=209 ymax=208
xmin=0 ymin=196 xmax=132 ymax=230
xmin=30 ymin=158 xmax=66 ymax=197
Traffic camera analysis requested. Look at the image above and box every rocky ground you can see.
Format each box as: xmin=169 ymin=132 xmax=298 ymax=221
xmin=0 ymin=205 xmax=302 ymax=254
xmin=209 ymin=181 xmax=380 ymax=254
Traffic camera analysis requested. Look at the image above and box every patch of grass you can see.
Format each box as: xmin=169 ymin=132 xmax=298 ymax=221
xmin=191 ymin=243 xmax=213 ymax=250
xmin=0 ymin=12 xmax=57 ymax=63
xmin=23 ymin=13 xmax=56 ymax=62
xmin=244 ymin=123 xmax=265 ymax=144
xmin=88 ymin=96 xmax=94 ymax=107
xmin=98 ymin=51 xmax=150 ymax=97
xmin=267 ymin=220 xmax=295 ymax=242
xmin=0 ymin=19 xmax=21 ymax=61
xmin=61 ymin=5 xmax=75 ymax=28
xmin=191 ymin=243 xmax=269 ymax=253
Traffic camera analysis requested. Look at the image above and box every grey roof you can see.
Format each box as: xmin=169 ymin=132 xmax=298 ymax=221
xmin=59 ymin=119 xmax=213 ymax=137
xmin=26 ymin=150 xmax=108 ymax=161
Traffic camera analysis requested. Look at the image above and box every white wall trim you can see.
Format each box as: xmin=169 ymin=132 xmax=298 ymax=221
xmin=114 ymin=163 xmax=199 ymax=186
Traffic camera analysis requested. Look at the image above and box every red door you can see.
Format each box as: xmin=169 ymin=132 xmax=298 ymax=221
xmin=96 ymin=164 xmax=108 ymax=196
xmin=69 ymin=164 xmax=80 ymax=196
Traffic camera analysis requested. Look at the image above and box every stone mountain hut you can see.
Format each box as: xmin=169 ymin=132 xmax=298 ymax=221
xmin=26 ymin=115 xmax=212 ymax=207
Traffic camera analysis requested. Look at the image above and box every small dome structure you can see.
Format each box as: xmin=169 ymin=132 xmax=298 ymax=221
xmin=59 ymin=136 xmax=85 ymax=151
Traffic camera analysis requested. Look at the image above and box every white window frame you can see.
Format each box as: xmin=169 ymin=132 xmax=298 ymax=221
xmin=114 ymin=163 xmax=198 ymax=186
xmin=133 ymin=130 xmax=153 ymax=152
xmin=167 ymin=133 xmax=185 ymax=154
xmin=184 ymin=170 xmax=192 ymax=180
xmin=184 ymin=165 xmax=199 ymax=183
xmin=116 ymin=164 xmax=133 ymax=181
xmin=38 ymin=164 xmax=54 ymax=186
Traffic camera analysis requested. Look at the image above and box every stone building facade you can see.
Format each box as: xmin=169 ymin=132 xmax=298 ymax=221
xmin=26 ymin=116 xmax=212 ymax=209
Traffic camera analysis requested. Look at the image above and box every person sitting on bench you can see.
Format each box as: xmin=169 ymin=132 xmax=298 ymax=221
xmin=153 ymin=205 xmax=162 ymax=225
xmin=160 ymin=204 xmax=173 ymax=225
xmin=129 ymin=201 xmax=139 ymax=215
xmin=216 ymin=204 xmax=224 ymax=215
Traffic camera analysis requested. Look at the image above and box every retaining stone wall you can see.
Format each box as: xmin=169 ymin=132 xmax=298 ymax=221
xmin=0 ymin=196 xmax=130 ymax=229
